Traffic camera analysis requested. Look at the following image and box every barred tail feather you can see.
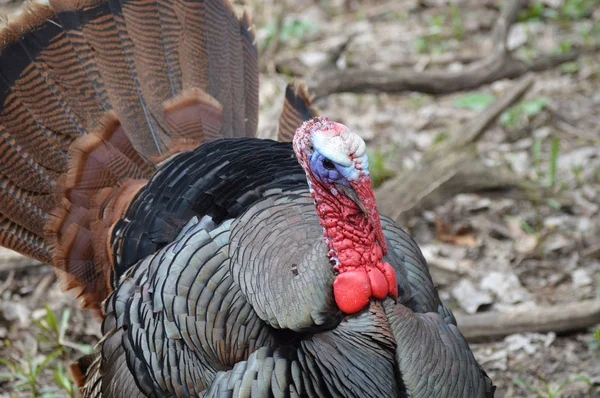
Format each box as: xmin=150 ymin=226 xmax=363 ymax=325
xmin=0 ymin=0 xmax=258 ymax=312
xmin=278 ymin=81 xmax=319 ymax=142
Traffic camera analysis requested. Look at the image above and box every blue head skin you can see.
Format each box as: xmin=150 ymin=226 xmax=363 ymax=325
xmin=306 ymin=127 xmax=369 ymax=186
xmin=309 ymin=151 xmax=350 ymax=185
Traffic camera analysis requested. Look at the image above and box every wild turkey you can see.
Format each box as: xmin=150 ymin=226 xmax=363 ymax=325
xmin=0 ymin=0 xmax=495 ymax=396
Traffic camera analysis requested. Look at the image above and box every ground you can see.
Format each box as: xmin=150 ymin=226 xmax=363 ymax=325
xmin=0 ymin=0 xmax=599 ymax=397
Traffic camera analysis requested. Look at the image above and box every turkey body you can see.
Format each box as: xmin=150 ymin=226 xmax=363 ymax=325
xmin=0 ymin=0 xmax=494 ymax=395
xmin=86 ymin=138 xmax=493 ymax=397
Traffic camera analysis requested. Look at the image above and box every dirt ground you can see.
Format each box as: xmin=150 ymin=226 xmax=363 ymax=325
xmin=0 ymin=0 xmax=599 ymax=397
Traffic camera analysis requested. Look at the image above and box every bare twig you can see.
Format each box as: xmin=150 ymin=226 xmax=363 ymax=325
xmin=388 ymin=53 xmax=481 ymax=69
xmin=321 ymin=35 xmax=356 ymax=72
xmin=376 ymin=75 xmax=535 ymax=222
xmin=456 ymin=300 xmax=600 ymax=342
xmin=584 ymin=244 xmax=600 ymax=259
xmin=308 ymin=49 xmax=580 ymax=100
xmin=306 ymin=0 xmax=586 ymax=99
xmin=32 ymin=273 xmax=57 ymax=303
xmin=490 ymin=0 xmax=526 ymax=54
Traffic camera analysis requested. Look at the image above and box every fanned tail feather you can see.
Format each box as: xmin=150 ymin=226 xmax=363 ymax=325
xmin=157 ymin=89 xmax=224 ymax=164
xmin=46 ymin=113 xmax=154 ymax=313
xmin=277 ymin=81 xmax=319 ymax=142
xmin=0 ymin=0 xmax=259 ymax=312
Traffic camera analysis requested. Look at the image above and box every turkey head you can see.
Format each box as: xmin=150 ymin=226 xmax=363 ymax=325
xmin=293 ymin=117 xmax=398 ymax=314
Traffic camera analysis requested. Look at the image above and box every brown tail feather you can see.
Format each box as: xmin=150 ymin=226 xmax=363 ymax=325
xmin=62 ymin=116 xmax=153 ymax=207
xmin=0 ymin=216 xmax=51 ymax=263
xmin=175 ymin=0 xmax=209 ymax=92
xmin=0 ymin=176 xmax=47 ymax=236
xmin=0 ymin=0 xmax=259 ymax=313
xmin=46 ymin=113 xmax=153 ymax=313
xmin=240 ymin=9 xmax=259 ymax=136
xmin=51 ymin=0 xmax=171 ymax=159
xmin=156 ymin=89 xmax=224 ymax=164
xmin=277 ymin=81 xmax=319 ymax=142
xmin=70 ymin=354 xmax=96 ymax=388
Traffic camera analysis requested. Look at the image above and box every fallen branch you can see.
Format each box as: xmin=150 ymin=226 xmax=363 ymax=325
xmin=275 ymin=41 xmax=483 ymax=77
xmin=376 ymin=75 xmax=535 ymax=222
xmin=456 ymin=300 xmax=600 ymax=342
xmin=391 ymin=53 xmax=482 ymax=70
xmin=306 ymin=0 xmax=587 ymax=99
xmin=442 ymin=74 xmax=535 ymax=151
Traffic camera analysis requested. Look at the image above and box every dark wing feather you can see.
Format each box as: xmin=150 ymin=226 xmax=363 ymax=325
xmin=385 ymin=301 xmax=495 ymax=397
xmin=382 ymin=216 xmax=451 ymax=317
xmin=206 ymin=302 xmax=401 ymax=398
xmin=229 ymin=189 xmax=341 ymax=332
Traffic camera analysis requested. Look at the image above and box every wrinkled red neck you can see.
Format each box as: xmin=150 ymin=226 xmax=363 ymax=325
xmin=309 ymin=177 xmax=383 ymax=272
xmin=294 ymin=117 xmax=398 ymax=313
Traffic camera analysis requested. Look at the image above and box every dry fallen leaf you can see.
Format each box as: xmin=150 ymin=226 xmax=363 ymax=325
xmin=451 ymin=279 xmax=493 ymax=314
xmin=435 ymin=217 xmax=478 ymax=247
xmin=506 ymin=218 xmax=538 ymax=254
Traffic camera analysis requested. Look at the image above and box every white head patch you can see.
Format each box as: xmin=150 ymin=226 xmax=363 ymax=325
xmin=311 ymin=123 xmax=366 ymax=167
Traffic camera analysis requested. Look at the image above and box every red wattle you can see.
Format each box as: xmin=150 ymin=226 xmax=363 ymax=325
xmin=380 ymin=261 xmax=398 ymax=298
xmin=293 ymin=117 xmax=399 ymax=312
xmin=367 ymin=268 xmax=388 ymax=300
xmin=333 ymin=271 xmax=371 ymax=314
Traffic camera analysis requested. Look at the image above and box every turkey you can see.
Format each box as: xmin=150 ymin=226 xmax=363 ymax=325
xmin=0 ymin=0 xmax=495 ymax=396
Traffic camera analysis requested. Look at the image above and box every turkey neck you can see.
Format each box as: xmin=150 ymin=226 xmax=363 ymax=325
xmin=310 ymin=179 xmax=383 ymax=273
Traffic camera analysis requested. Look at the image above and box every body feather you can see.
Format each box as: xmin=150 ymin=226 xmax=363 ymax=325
xmin=0 ymin=0 xmax=493 ymax=396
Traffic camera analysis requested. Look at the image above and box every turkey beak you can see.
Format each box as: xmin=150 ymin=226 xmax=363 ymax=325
xmin=335 ymin=179 xmax=388 ymax=255
xmin=335 ymin=183 xmax=368 ymax=216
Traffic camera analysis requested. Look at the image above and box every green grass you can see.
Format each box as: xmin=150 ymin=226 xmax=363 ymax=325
xmin=530 ymin=135 xmax=562 ymax=190
xmin=0 ymin=348 xmax=61 ymax=396
xmin=532 ymin=137 xmax=542 ymax=177
xmin=449 ymin=4 xmax=464 ymax=41
xmin=546 ymin=137 xmax=560 ymax=189
xmin=513 ymin=374 xmax=600 ymax=397
xmin=415 ymin=11 xmax=462 ymax=55
xmin=518 ymin=1 xmax=546 ymax=22
xmin=579 ymin=23 xmax=600 ymax=46
xmin=259 ymin=17 xmax=318 ymax=51
xmin=518 ymin=0 xmax=596 ymax=22
xmin=0 ymin=305 xmax=92 ymax=397
xmin=368 ymin=147 xmax=397 ymax=188
xmin=52 ymin=363 xmax=77 ymax=398
xmin=558 ymin=0 xmax=596 ymax=20
xmin=34 ymin=304 xmax=93 ymax=356
xmin=560 ymin=61 xmax=580 ymax=74
xmin=500 ymin=97 xmax=549 ymax=130
xmin=452 ymin=93 xmax=496 ymax=112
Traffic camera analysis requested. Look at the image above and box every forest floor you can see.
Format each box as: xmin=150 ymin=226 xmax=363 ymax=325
xmin=0 ymin=0 xmax=599 ymax=397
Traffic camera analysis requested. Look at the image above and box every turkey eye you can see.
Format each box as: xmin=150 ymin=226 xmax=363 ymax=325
xmin=322 ymin=159 xmax=336 ymax=170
